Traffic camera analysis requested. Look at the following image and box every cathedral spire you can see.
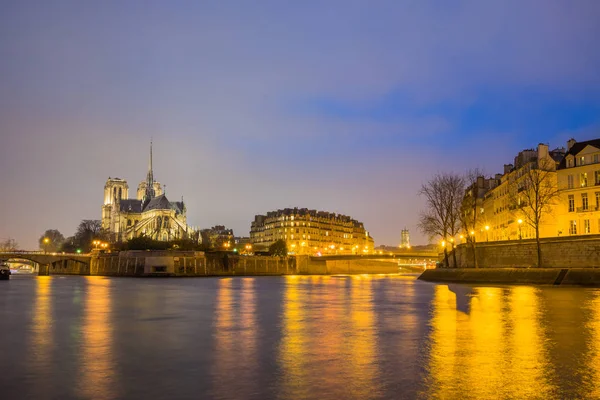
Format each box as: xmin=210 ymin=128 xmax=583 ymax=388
xmin=144 ymin=140 xmax=156 ymax=202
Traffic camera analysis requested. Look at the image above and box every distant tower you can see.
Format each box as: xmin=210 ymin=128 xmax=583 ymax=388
xmin=400 ymin=228 xmax=410 ymax=248
xmin=143 ymin=141 xmax=156 ymax=202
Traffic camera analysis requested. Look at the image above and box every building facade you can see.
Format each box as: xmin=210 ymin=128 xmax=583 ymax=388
xmin=463 ymin=143 xmax=565 ymax=243
xmin=250 ymin=208 xmax=374 ymax=255
xmin=101 ymin=143 xmax=193 ymax=242
xmin=556 ymin=139 xmax=600 ymax=236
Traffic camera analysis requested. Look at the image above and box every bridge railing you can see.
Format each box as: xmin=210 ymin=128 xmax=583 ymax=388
xmin=0 ymin=250 xmax=89 ymax=256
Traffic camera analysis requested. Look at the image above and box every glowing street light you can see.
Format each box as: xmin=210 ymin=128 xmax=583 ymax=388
xmin=93 ymin=240 xmax=100 ymax=250
xmin=518 ymin=219 xmax=523 ymax=240
xmin=43 ymin=237 xmax=50 ymax=254
xmin=485 ymin=225 xmax=490 ymax=242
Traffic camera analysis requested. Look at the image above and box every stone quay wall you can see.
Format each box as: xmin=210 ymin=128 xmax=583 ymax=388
xmin=45 ymin=252 xmax=406 ymax=277
xmin=450 ymin=235 xmax=600 ymax=268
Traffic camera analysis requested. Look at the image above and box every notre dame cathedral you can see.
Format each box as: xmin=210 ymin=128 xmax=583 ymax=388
xmin=101 ymin=143 xmax=194 ymax=242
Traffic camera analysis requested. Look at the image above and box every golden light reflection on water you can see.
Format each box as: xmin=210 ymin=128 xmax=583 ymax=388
xmin=427 ymin=285 xmax=555 ymax=398
xmin=30 ymin=277 xmax=53 ymax=396
xmin=78 ymin=277 xmax=115 ymax=400
xmin=506 ymin=286 xmax=550 ymax=398
xmin=585 ymin=291 xmax=600 ymax=399
xmin=212 ymin=277 xmax=259 ymax=396
xmin=280 ymin=275 xmax=379 ymax=399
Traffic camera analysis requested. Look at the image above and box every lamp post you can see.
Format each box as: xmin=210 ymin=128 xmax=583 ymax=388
xmin=485 ymin=225 xmax=490 ymax=242
xmin=43 ymin=237 xmax=50 ymax=254
xmin=518 ymin=219 xmax=523 ymax=240
xmin=93 ymin=240 xmax=100 ymax=251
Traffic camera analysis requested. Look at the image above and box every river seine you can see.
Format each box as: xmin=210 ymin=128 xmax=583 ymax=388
xmin=1 ymin=274 xmax=600 ymax=399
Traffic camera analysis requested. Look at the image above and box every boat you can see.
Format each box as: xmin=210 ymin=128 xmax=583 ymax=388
xmin=0 ymin=262 xmax=11 ymax=280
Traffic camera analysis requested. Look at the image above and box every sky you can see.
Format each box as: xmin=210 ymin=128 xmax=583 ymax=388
xmin=1 ymin=0 xmax=600 ymax=249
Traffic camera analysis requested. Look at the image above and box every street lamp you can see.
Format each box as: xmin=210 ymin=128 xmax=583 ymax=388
xmin=93 ymin=240 xmax=100 ymax=250
xmin=485 ymin=225 xmax=490 ymax=242
xmin=518 ymin=219 xmax=523 ymax=240
xmin=43 ymin=237 xmax=50 ymax=254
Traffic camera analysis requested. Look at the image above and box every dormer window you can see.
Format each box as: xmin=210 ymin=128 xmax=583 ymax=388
xmin=580 ymin=156 xmax=586 ymax=166
xmin=568 ymin=158 xmax=574 ymax=168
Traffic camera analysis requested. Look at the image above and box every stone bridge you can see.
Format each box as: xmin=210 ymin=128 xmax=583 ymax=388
xmin=0 ymin=251 xmax=92 ymax=275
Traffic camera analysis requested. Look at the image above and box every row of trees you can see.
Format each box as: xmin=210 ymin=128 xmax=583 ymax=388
xmin=419 ymin=159 xmax=559 ymax=268
xmin=38 ymin=220 xmax=108 ymax=253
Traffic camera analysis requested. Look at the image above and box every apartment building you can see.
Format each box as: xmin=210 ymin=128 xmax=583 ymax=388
xmin=249 ymin=207 xmax=374 ymax=255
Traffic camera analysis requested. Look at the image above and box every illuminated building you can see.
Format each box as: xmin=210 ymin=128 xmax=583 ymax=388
xmin=463 ymin=143 xmax=564 ymax=242
xmin=101 ymin=142 xmax=193 ymax=242
xmin=556 ymin=138 xmax=600 ymax=236
xmin=250 ymin=208 xmax=374 ymax=255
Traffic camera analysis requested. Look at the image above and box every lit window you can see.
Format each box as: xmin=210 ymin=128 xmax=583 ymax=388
xmin=570 ymin=220 xmax=577 ymax=235
xmin=581 ymin=156 xmax=586 ymax=166
xmin=569 ymin=195 xmax=575 ymax=212
xmin=585 ymin=219 xmax=591 ymax=234
xmin=581 ymin=173 xmax=588 ymax=187
xmin=595 ymin=171 xmax=600 ymax=185
xmin=583 ymin=193 xmax=589 ymax=211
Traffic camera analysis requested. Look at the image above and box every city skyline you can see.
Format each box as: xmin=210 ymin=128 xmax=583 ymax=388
xmin=1 ymin=1 xmax=600 ymax=249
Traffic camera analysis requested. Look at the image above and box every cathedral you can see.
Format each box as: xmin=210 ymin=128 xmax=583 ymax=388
xmin=101 ymin=143 xmax=193 ymax=242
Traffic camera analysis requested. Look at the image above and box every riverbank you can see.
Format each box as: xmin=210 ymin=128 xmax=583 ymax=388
xmin=418 ymin=268 xmax=600 ymax=286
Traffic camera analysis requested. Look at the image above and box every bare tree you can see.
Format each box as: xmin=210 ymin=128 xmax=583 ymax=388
xmin=509 ymin=158 xmax=559 ymax=267
xmin=459 ymin=169 xmax=485 ymax=268
xmin=0 ymin=238 xmax=19 ymax=251
xmin=419 ymin=173 xmax=465 ymax=267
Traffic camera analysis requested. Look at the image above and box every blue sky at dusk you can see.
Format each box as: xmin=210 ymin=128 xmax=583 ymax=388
xmin=1 ymin=0 xmax=600 ymax=248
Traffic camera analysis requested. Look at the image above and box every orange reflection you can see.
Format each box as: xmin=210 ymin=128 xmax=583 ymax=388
xmin=78 ymin=277 xmax=115 ymax=399
xmin=280 ymin=275 xmax=379 ymax=398
xmin=465 ymin=287 xmax=507 ymax=397
xmin=427 ymin=285 xmax=554 ymax=398
xmin=212 ymin=278 xmax=260 ymax=395
xmin=585 ymin=291 xmax=600 ymax=399
xmin=30 ymin=277 xmax=53 ymax=397
xmin=505 ymin=286 xmax=550 ymax=398
xmin=279 ymin=276 xmax=308 ymax=398
xmin=348 ymin=276 xmax=378 ymax=399
xmin=427 ymin=284 xmax=461 ymax=398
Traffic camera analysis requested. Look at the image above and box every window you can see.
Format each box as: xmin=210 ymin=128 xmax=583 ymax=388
xmin=596 ymin=192 xmax=600 ymax=210
xmin=568 ymin=175 xmax=574 ymax=189
xmin=596 ymin=171 xmax=600 ymax=185
xmin=568 ymin=158 xmax=573 ymax=168
xmin=582 ymin=193 xmax=589 ymax=211
xmin=581 ymin=173 xmax=588 ymax=187
xmin=580 ymin=156 xmax=586 ymax=166
xmin=570 ymin=220 xmax=577 ymax=235
xmin=585 ymin=220 xmax=591 ymax=234
xmin=569 ymin=195 xmax=575 ymax=212
xmin=595 ymin=154 xmax=599 ymax=164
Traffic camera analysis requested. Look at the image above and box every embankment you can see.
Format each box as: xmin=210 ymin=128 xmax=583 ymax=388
xmin=419 ymin=268 xmax=600 ymax=286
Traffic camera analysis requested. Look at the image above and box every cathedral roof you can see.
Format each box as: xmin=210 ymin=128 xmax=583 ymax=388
xmin=119 ymin=199 xmax=143 ymax=213
xmin=143 ymin=194 xmax=172 ymax=211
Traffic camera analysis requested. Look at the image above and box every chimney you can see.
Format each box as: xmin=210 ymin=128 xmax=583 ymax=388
xmin=476 ymin=176 xmax=484 ymax=188
xmin=504 ymin=164 xmax=513 ymax=174
xmin=538 ymin=143 xmax=549 ymax=160
xmin=567 ymin=138 xmax=576 ymax=151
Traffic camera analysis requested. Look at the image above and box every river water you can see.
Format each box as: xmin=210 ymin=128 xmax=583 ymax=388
xmin=1 ymin=274 xmax=599 ymax=399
